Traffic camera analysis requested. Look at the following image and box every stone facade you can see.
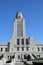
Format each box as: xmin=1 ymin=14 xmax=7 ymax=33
xmin=0 ymin=12 xmax=43 ymax=62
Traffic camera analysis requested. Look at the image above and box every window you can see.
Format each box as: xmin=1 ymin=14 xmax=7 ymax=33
xmin=39 ymin=55 xmax=40 ymax=58
xmin=26 ymin=47 xmax=29 ymax=51
xmin=21 ymin=39 xmax=24 ymax=45
xmin=5 ymin=48 xmax=7 ymax=52
xmin=42 ymin=47 xmax=43 ymax=51
xmin=17 ymin=21 xmax=23 ymax=36
xmin=1 ymin=48 xmax=3 ymax=52
xmin=17 ymin=39 xmax=20 ymax=45
xmin=24 ymin=55 xmax=26 ymax=59
xmin=37 ymin=47 xmax=40 ymax=51
xmin=18 ymin=55 xmax=20 ymax=59
xmin=26 ymin=39 xmax=29 ymax=45
xmin=37 ymin=55 xmax=40 ymax=58
xmin=22 ymin=47 xmax=24 ymax=51
xmin=37 ymin=55 xmax=38 ymax=57
xmin=17 ymin=47 xmax=19 ymax=51
xmin=8 ymin=56 xmax=9 ymax=58
xmin=1 ymin=55 xmax=3 ymax=58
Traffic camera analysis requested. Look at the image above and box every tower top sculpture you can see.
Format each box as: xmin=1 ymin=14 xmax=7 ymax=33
xmin=16 ymin=11 xmax=23 ymax=20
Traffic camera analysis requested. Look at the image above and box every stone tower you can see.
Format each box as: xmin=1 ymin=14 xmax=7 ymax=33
xmin=14 ymin=12 xmax=26 ymax=37
xmin=10 ymin=12 xmax=26 ymax=52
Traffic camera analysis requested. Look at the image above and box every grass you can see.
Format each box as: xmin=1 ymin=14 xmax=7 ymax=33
xmin=27 ymin=59 xmax=43 ymax=65
xmin=27 ymin=64 xmax=33 ymax=65
xmin=33 ymin=60 xmax=43 ymax=63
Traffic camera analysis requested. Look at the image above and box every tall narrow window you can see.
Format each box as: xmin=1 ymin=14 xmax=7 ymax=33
xmin=8 ymin=56 xmax=9 ymax=58
xmin=17 ymin=39 xmax=20 ymax=45
xmin=18 ymin=55 xmax=20 ymax=59
xmin=17 ymin=47 xmax=19 ymax=51
xmin=26 ymin=39 xmax=29 ymax=45
xmin=42 ymin=47 xmax=43 ymax=51
xmin=17 ymin=21 xmax=23 ymax=36
xmin=26 ymin=47 xmax=29 ymax=51
xmin=37 ymin=47 xmax=40 ymax=51
xmin=21 ymin=39 xmax=24 ymax=45
xmin=22 ymin=47 xmax=24 ymax=51
xmin=1 ymin=48 xmax=3 ymax=52
xmin=5 ymin=48 xmax=7 ymax=52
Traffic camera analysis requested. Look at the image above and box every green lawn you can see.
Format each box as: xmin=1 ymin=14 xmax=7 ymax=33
xmin=27 ymin=64 xmax=32 ymax=65
xmin=27 ymin=60 xmax=43 ymax=65
xmin=33 ymin=60 xmax=43 ymax=63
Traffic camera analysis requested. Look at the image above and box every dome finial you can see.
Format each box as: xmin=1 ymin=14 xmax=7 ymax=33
xmin=16 ymin=11 xmax=23 ymax=19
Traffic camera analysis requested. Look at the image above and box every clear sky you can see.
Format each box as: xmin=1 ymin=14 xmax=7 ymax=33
xmin=0 ymin=0 xmax=43 ymax=42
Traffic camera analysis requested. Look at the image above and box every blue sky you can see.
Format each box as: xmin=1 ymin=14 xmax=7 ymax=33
xmin=0 ymin=0 xmax=43 ymax=42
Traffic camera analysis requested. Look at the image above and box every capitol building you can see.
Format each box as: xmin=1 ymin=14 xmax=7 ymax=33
xmin=0 ymin=12 xmax=43 ymax=64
